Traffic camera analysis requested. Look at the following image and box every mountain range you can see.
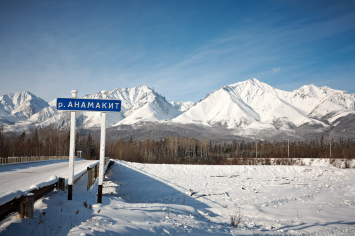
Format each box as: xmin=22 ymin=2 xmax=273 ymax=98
xmin=1 ymin=79 xmax=355 ymax=141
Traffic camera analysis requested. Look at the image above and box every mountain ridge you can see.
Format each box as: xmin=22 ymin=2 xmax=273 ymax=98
xmin=0 ymin=91 xmax=49 ymax=124
xmin=1 ymin=79 xmax=355 ymax=141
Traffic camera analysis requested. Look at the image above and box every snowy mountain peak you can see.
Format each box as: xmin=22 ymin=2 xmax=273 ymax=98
xmin=2 ymin=79 xmax=355 ymax=140
xmin=170 ymin=101 xmax=195 ymax=112
xmin=245 ymin=78 xmax=265 ymax=87
xmin=319 ymin=86 xmax=349 ymax=96
xmin=290 ymin=84 xmax=355 ymax=114
xmin=174 ymin=78 xmax=326 ymax=129
xmin=0 ymin=91 xmax=49 ymax=123
xmin=1 ymin=91 xmax=35 ymax=107
xmin=295 ymin=84 xmax=324 ymax=98
xmin=30 ymin=85 xmax=183 ymax=129
xmin=227 ymin=78 xmax=280 ymax=97
xmin=229 ymin=78 xmax=260 ymax=87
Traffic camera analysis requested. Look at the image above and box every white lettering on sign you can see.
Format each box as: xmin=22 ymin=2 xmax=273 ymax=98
xmin=57 ymin=98 xmax=120 ymax=111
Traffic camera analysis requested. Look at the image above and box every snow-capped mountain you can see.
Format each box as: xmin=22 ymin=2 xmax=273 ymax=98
xmin=170 ymin=101 xmax=195 ymax=112
xmin=79 ymin=86 xmax=183 ymax=127
xmin=275 ymin=84 xmax=355 ymax=124
xmin=0 ymin=91 xmax=49 ymax=124
xmin=2 ymin=79 xmax=355 ymax=141
xmin=173 ymin=79 xmax=323 ymax=129
xmin=11 ymin=86 xmax=183 ymax=130
xmin=107 ymin=86 xmax=182 ymax=126
xmin=173 ymin=79 xmax=355 ymax=131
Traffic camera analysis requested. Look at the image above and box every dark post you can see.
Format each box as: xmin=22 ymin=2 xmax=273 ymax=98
xmin=57 ymin=178 xmax=65 ymax=191
xmin=87 ymin=167 xmax=92 ymax=190
xmin=92 ymin=167 xmax=95 ymax=184
xmin=98 ymin=185 xmax=102 ymax=204
xmin=68 ymin=185 xmax=72 ymax=200
xmin=17 ymin=194 xmax=34 ymax=219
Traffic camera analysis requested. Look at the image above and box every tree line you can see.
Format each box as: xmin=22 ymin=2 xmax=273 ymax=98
xmin=0 ymin=126 xmax=98 ymax=160
xmin=110 ymin=135 xmax=355 ymax=164
xmin=1 ymin=126 xmax=353 ymax=164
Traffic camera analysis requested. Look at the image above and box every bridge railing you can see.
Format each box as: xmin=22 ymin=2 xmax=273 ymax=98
xmin=0 ymin=177 xmax=65 ymax=220
xmin=0 ymin=159 xmax=113 ymax=221
xmin=0 ymin=156 xmax=73 ymax=165
xmin=87 ymin=157 xmax=111 ymax=190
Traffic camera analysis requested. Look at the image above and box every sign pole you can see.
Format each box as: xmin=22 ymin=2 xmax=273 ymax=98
xmin=68 ymin=90 xmax=77 ymax=200
xmin=56 ymin=90 xmax=120 ymax=203
xmin=98 ymin=91 xmax=107 ymax=204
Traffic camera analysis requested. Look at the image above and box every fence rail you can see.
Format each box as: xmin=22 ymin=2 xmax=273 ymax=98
xmin=87 ymin=157 xmax=111 ymax=190
xmin=0 ymin=156 xmax=74 ymax=165
xmin=0 ymin=177 xmax=65 ymax=221
xmin=0 ymin=159 xmax=113 ymax=222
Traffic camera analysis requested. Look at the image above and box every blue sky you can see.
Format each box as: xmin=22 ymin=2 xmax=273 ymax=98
xmin=1 ymin=0 xmax=354 ymax=102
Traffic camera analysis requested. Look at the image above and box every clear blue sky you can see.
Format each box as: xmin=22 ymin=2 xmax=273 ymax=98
xmin=1 ymin=0 xmax=354 ymax=102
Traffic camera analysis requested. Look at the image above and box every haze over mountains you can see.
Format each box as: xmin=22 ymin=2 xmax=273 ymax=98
xmin=1 ymin=79 xmax=355 ymax=141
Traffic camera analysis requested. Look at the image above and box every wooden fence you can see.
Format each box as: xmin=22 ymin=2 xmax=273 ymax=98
xmin=0 ymin=156 xmax=73 ymax=165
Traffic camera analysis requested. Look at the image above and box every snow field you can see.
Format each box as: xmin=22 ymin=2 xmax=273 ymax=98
xmin=73 ymin=161 xmax=355 ymax=235
xmin=1 ymin=160 xmax=355 ymax=235
xmin=109 ymin=161 xmax=355 ymax=235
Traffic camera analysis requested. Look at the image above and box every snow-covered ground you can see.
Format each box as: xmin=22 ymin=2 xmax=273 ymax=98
xmin=1 ymin=160 xmax=355 ymax=235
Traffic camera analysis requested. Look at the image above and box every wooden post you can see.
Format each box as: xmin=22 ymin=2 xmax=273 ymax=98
xmin=17 ymin=193 xmax=34 ymax=219
xmin=92 ymin=166 xmax=95 ymax=184
xmin=57 ymin=177 xmax=65 ymax=191
xmin=87 ymin=167 xmax=92 ymax=190
xmin=94 ymin=165 xmax=97 ymax=179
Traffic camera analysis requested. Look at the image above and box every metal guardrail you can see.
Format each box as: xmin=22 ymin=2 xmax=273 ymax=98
xmin=0 ymin=178 xmax=65 ymax=221
xmin=0 ymin=159 xmax=114 ymax=222
xmin=87 ymin=158 xmax=111 ymax=190
xmin=0 ymin=198 xmax=18 ymax=221
xmin=0 ymin=156 xmax=72 ymax=165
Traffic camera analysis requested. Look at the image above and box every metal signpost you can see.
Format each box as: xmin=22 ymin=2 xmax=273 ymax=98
xmin=57 ymin=91 xmax=121 ymax=203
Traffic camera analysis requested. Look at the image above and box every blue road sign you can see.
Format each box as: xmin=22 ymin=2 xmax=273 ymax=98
xmin=56 ymin=98 xmax=121 ymax=112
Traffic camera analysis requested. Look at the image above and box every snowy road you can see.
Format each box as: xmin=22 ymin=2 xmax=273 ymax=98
xmin=0 ymin=159 xmax=98 ymax=196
